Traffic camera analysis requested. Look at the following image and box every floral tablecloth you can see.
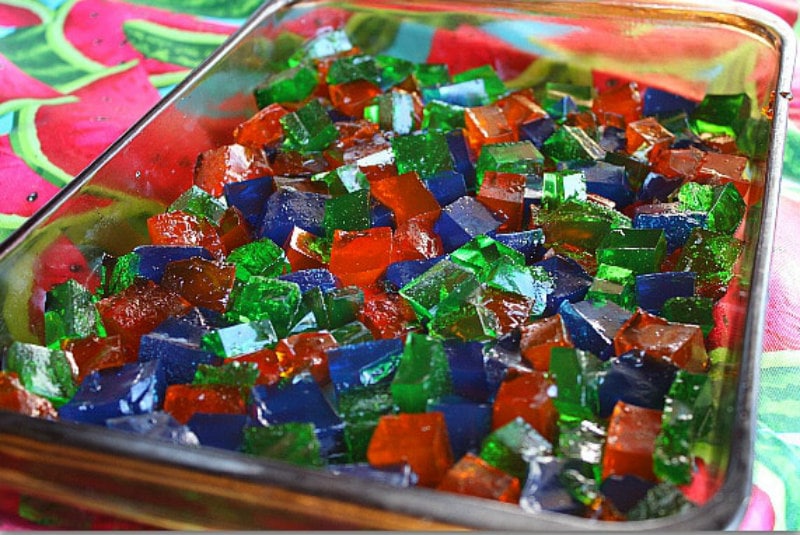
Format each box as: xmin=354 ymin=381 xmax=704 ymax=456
xmin=0 ymin=0 xmax=798 ymax=530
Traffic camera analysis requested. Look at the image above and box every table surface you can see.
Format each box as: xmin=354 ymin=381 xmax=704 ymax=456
xmin=0 ymin=0 xmax=798 ymax=530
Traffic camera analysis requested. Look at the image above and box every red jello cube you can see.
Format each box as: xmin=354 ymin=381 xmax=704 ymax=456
xmin=0 ymin=372 xmax=58 ymax=419
xmin=492 ymin=370 xmax=558 ymax=442
xmin=217 ymin=207 xmax=253 ymax=255
xmin=391 ymin=212 xmax=443 ymax=263
xmin=163 ymin=384 xmax=247 ymax=424
xmin=62 ymin=334 xmax=134 ymax=382
xmin=519 ymin=314 xmax=573 ymax=371
xmin=592 ymin=82 xmax=642 ymax=126
xmin=614 ymin=309 xmax=709 ymax=373
xmin=367 ymin=412 xmax=453 ymax=487
xmin=329 ymin=80 xmax=382 ymax=117
xmin=284 ymin=226 xmax=327 ymax=271
xmin=626 ymin=117 xmax=675 ymax=160
xmin=147 ymin=210 xmax=225 ymax=260
xmin=233 ymin=348 xmax=282 ymax=386
xmin=328 ymin=227 xmax=393 ymax=289
xmin=270 ymin=151 xmax=329 ymax=177
xmin=359 ymin=292 xmax=418 ymax=340
xmin=275 ymin=331 xmax=338 ymax=384
xmin=651 ymin=147 xmax=704 ymax=180
xmin=370 ymin=171 xmax=441 ymax=226
xmin=96 ymin=279 xmax=192 ymax=355
xmin=194 ymin=143 xmax=271 ymax=197
xmin=465 ymin=104 xmax=516 ymax=152
xmin=601 ymin=401 xmax=663 ymax=482
xmin=233 ymin=103 xmax=288 ymax=148
xmin=481 ymin=288 xmax=534 ymax=335
xmin=160 ymin=257 xmax=236 ymax=314
xmin=437 ymin=453 xmax=521 ymax=504
xmin=476 ymin=171 xmax=526 ymax=233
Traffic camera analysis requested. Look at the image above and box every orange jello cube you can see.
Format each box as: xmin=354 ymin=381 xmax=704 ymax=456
xmin=370 ymin=171 xmax=441 ymax=226
xmin=163 ymin=384 xmax=247 ymax=424
xmin=519 ymin=314 xmax=573 ymax=371
xmin=233 ymin=103 xmax=288 ymax=148
xmin=492 ymin=370 xmax=558 ymax=442
xmin=626 ymin=117 xmax=675 ymax=160
xmin=695 ymin=152 xmax=749 ymax=198
xmin=0 ymin=372 xmax=58 ymax=419
xmin=328 ymin=227 xmax=393 ymax=289
xmin=476 ymin=171 xmax=526 ymax=233
xmin=96 ymin=279 xmax=192 ymax=355
xmin=367 ymin=412 xmax=453 ymax=487
xmin=481 ymin=288 xmax=533 ymax=335
xmin=592 ymin=82 xmax=642 ymax=126
xmin=284 ymin=226 xmax=327 ymax=271
xmin=147 ymin=210 xmax=225 ymax=260
xmin=160 ymin=257 xmax=236 ymax=314
xmin=498 ymin=91 xmax=547 ymax=131
xmin=465 ymin=104 xmax=516 ymax=152
xmin=651 ymin=147 xmax=704 ymax=180
xmin=329 ymin=80 xmax=382 ymax=117
xmin=437 ymin=453 xmax=521 ymax=504
xmin=391 ymin=212 xmax=443 ymax=263
xmin=601 ymin=401 xmax=663 ymax=482
xmin=275 ymin=331 xmax=338 ymax=384
xmin=194 ymin=143 xmax=271 ymax=197
xmin=359 ymin=292 xmax=418 ymax=340
xmin=614 ymin=309 xmax=709 ymax=373
xmin=62 ymin=334 xmax=134 ymax=382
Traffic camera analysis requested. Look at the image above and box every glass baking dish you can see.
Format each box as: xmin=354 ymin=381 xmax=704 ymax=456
xmin=0 ymin=0 xmax=794 ymax=529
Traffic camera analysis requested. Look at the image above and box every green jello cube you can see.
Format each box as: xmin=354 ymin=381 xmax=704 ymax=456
xmin=323 ymin=189 xmax=371 ymax=236
xmin=705 ymin=182 xmax=746 ymax=235
xmin=372 ymin=90 xmax=416 ymax=135
xmin=201 ymin=318 xmax=279 ymax=357
xmin=168 ymin=185 xmax=227 ymax=224
xmin=337 ymin=384 xmax=396 ymax=462
xmin=449 ymin=235 xmax=525 ymax=279
xmin=400 ymin=259 xmax=480 ymax=320
xmin=281 ymin=99 xmax=339 ymax=153
xmin=325 ymin=286 xmax=364 ymax=330
xmin=485 ymin=263 xmax=554 ymax=305
xmin=242 ymin=422 xmax=325 ymax=467
xmin=192 ymin=360 xmax=259 ymax=388
xmin=227 ymin=277 xmax=301 ymax=337
xmin=675 ymin=228 xmax=742 ymax=286
xmin=661 ymin=296 xmax=715 ymax=336
xmin=549 ymin=347 xmax=605 ymax=422
xmin=313 ymin=164 xmax=369 ymax=196
xmin=479 ymin=417 xmax=552 ymax=480
xmin=677 ymin=181 xmax=714 ymax=212
xmin=330 ymin=320 xmax=374 ymax=345
xmin=327 ymin=54 xmax=381 ymax=86
xmin=390 ymin=333 xmax=452 ymax=413
xmin=421 ymin=100 xmax=466 ymax=132
xmin=412 ymin=63 xmax=450 ymax=89
xmin=428 ymin=290 xmax=499 ymax=342
xmin=587 ymin=263 xmax=636 ymax=310
xmin=452 ymin=64 xmax=507 ymax=102
xmin=689 ymin=93 xmax=751 ymax=139
xmin=254 ymin=64 xmax=318 ymax=107
xmin=596 ymin=228 xmax=667 ymax=275
xmin=475 ymin=141 xmax=544 ymax=191
xmin=4 ymin=341 xmax=77 ymax=406
xmin=227 ymin=238 xmax=290 ymax=282
xmin=375 ymin=55 xmax=415 ymax=89
xmin=541 ymin=170 xmax=587 ymax=210
xmin=44 ymin=279 xmax=104 ymax=347
xmin=391 ymin=131 xmax=454 ymax=178
xmin=541 ymin=125 xmax=605 ymax=165
xmin=536 ymin=200 xmax=631 ymax=252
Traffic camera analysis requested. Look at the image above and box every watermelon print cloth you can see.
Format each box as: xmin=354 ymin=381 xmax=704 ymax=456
xmin=0 ymin=0 xmax=798 ymax=530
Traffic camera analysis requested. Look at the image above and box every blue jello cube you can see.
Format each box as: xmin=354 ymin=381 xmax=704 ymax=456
xmin=520 ymin=116 xmax=556 ymax=149
xmin=558 ymin=299 xmax=632 ymax=361
xmin=600 ymin=475 xmax=657 ymax=514
xmin=642 ymin=87 xmax=698 ymax=118
xmin=599 ymin=126 xmax=627 ymax=153
xmin=258 ymin=189 xmax=327 ymax=246
xmin=637 ymin=172 xmax=683 ymax=203
xmin=223 ymin=175 xmax=275 ymax=228
xmin=279 ymin=268 xmax=339 ymax=293
xmin=384 ymin=257 xmax=444 ymax=290
xmin=327 ymin=463 xmax=418 ymax=488
xmin=250 ymin=375 xmax=345 ymax=460
xmin=446 ymin=130 xmax=476 ymax=192
xmin=133 ymin=245 xmax=212 ymax=284
xmin=425 ymin=170 xmax=467 ymax=206
xmin=534 ymin=255 xmax=593 ymax=316
xmin=520 ymin=457 xmax=585 ymax=516
xmin=443 ymin=340 xmax=492 ymax=402
xmin=433 ymin=196 xmax=502 ymax=252
xmin=579 ymin=161 xmax=634 ymax=208
xmin=633 ymin=203 xmax=707 ymax=253
xmin=597 ymin=350 xmax=678 ymax=418
xmin=187 ymin=413 xmax=250 ymax=451
xmin=635 ymin=271 xmax=696 ymax=315
xmin=493 ymin=229 xmax=546 ymax=265
xmin=106 ymin=411 xmax=200 ymax=447
xmin=59 ymin=360 xmax=166 ymax=425
xmin=327 ymin=338 xmax=404 ymax=394
xmin=427 ymin=395 xmax=492 ymax=459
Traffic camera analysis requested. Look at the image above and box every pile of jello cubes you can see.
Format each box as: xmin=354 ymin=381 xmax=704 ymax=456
xmin=1 ymin=28 xmax=759 ymax=521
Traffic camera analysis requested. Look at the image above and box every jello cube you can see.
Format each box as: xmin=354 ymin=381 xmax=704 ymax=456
xmin=480 ymin=287 xmax=538 ymax=334
xmin=370 ymin=171 xmax=441 ymax=226
xmin=168 ymin=185 xmax=227 ymax=225
xmin=446 ymin=130 xmax=477 ymax=192
xmin=428 ymin=289 xmax=500 ymax=342
xmin=601 ymin=401 xmax=663 ymax=482
xmin=534 ymin=255 xmax=593 ymax=316
xmin=549 ymin=347 xmax=605 ymax=422
xmin=412 ymin=62 xmax=450 ymax=89
xmin=476 ymin=171 xmax=526 ymax=232
xmin=421 ymin=79 xmax=492 ymax=107
xmin=433 ymin=196 xmax=502 ymax=252
xmin=443 ymin=340 xmax=492 ymax=403
xmin=499 ymin=90 xmax=547 ymax=129
xmin=479 ymin=417 xmax=552 ymax=480
xmin=385 ymin=257 xmax=442 ymax=290
xmin=147 ymin=211 xmax=224 ymax=260
xmin=186 ymin=413 xmax=249 ymax=451
xmin=275 ymin=331 xmax=338 ymax=384
xmin=62 ymin=335 xmax=132 ymax=382
xmin=192 ymin=360 xmax=259 ymax=389
xmin=391 ymin=131 xmax=454 ymax=178
xmin=281 ymin=99 xmax=339 ymax=152
xmin=370 ymin=90 xmax=418 ymax=134
xmin=492 ymin=370 xmax=558 ymax=442
xmin=400 ymin=259 xmax=480 ymax=320
xmin=328 ymin=338 xmax=404 ymax=394
xmin=541 ymin=170 xmax=587 ymax=210
xmin=596 ymin=228 xmax=667 ymax=275
xmin=43 ymin=279 xmax=104 ymax=347
xmin=279 ymin=268 xmax=338 ymax=294
xmin=453 ymin=65 xmax=507 ymax=101
xmin=228 ymin=237 xmax=289 ymax=284
xmin=614 ymin=309 xmax=709 ymax=373
xmin=474 ymin=141 xmax=543 ymax=190
xmin=599 ymin=475 xmax=656 ymax=515
xmin=597 ymin=350 xmax=678 ymax=418
xmin=323 ymin=189 xmax=371 ymax=236
xmin=106 ymin=411 xmax=199 ymax=447
xmin=675 ymin=228 xmax=742 ymax=297
xmin=359 ymin=292 xmax=418 ymax=340
xmin=704 ymin=182 xmax=746 ymax=234
xmin=557 ymin=418 xmax=606 ymax=480
xmin=226 ymin=277 xmax=300 ymax=337
xmin=633 ymin=203 xmax=706 ymax=253
xmin=626 ymin=117 xmax=675 ymax=158
xmin=330 ymin=80 xmax=382 ymax=117
xmin=132 ymin=245 xmax=213 ymax=284
xmin=139 ymin=326 xmax=223 ymax=385
xmin=0 ymin=372 xmax=57 ymax=419
xmin=661 ymin=296 xmax=715 ymax=336
xmin=642 ymin=87 xmax=698 ymax=118
xmin=242 ymin=422 xmax=324 ymax=468
xmin=541 ymin=125 xmax=605 ymax=165
xmin=493 ymin=229 xmax=546 ymax=264
xmin=284 ymin=226 xmax=327 ymax=272
xmin=367 ymin=412 xmax=453 ymax=487
xmin=592 ymin=82 xmax=641 ymax=125
xmin=450 ymin=234 xmax=524 ymax=278
xmin=200 ymin=318 xmax=278 ymax=358
xmin=160 ymin=257 xmax=236 ymax=313
xmin=422 ymin=100 xmax=466 ymax=132
xmin=427 ymin=395 xmax=492 ymax=459
xmin=518 ymin=314 xmax=573 ymax=371
xmin=324 ymin=286 xmax=365 ymax=330
xmin=223 ymin=175 xmax=275 ymax=228
xmin=336 ymin=384 xmax=396 ymax=462
xmin=437 ymin=453 xmax=520 ymax=504
xmin=193 ymin=143 xmax=271 ymax=197
xmin=327 ymin=55 xmax=380 ymax=85
xmin=689 ymin=93 xmax=751 ymax=139
xmin=390 ymin=333 xmax=452 ymax=413
xmin=254 ymin=63 xmax=318 ymax=107
xmin=328 ymin=227 xmax=393 ymax=288
xmin=537 ymin=200 xmax=629 ymax=253
xmin=391 ymin=213 xmax=444 ymax=263
xmin=101 ymin=252 xmax=139 ymax=296
xmin=58 ymin=360 xmax=166 ymax=424
xmin=635 ymin=271 xmax=695 ymax=315
xmin=580 ymin=161 xmax=634 ymax=208
xmin=557 ymin=299 xmax=632 ymax=361
xmin=233 ymin=103 xmax=288 ymax=148
xmin=465 ymin=104 xmax=515 ymax=152
xmin=587 ymin=263 xmax=636 ymax=310
xmin=3 ymin=342 xmax=77 ymax=406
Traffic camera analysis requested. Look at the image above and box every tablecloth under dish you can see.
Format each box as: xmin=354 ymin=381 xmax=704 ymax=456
xmin=0 ymin=0 xmax=798 ymax=530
